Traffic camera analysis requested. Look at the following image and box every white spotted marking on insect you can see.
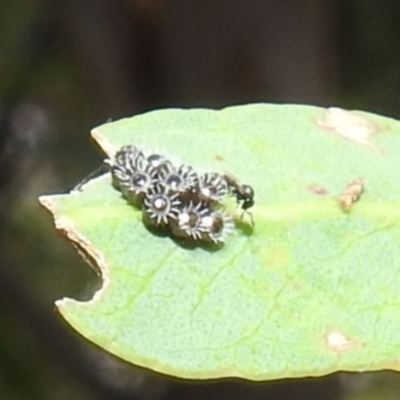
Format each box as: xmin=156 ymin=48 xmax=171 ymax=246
xmin=176 ymin=201 xmax=209 ymax=240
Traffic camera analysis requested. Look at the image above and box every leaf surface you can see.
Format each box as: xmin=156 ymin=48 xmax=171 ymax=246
xmin=40 ymin=104 xmax=400 ymax=380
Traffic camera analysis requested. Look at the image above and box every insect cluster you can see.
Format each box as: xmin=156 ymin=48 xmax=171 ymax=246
xmin=110 ymin=145 xmax=254 ymax=244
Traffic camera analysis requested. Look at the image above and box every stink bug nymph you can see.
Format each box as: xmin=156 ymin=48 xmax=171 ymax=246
xmin=198 ymin=172 xmax=228 ymax=203
xmin=173 ymin=201 xmax=209 ymax=240
xmin=124 ymin=166 xmax=156 ymax=207
xmin=143 ymin=185 xmax=181 ymax=226
xmin=111 ymin=145 xmax=145 ymax=190
xmin=160 ymin=164 xmax=199 ymax=195
xmin=146 ymin=153 xmax=173 ymax=178
xmin=200 ymin=209 xmax=234 ymax=243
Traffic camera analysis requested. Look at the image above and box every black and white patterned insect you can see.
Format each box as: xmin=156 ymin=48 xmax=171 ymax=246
xmin=146 ymin=153 xmax=173 ymax=179
xmin=111 ymin=145 xmax=145 ymax=190
xmin=124 ymin=166 xmax=158 ymax=206
xmin=200 ymin=209 xmax=234 ymax=243
xmin=173 ymin=201 xmax=210 ymax=240
xmin=109 ymin=146 xmax=164 ymax=207
xmin=142 ymin=184 xmax=181 ymax=226
xmin=159 ymin=164 xmax=199 ymax=195
xmin=198 ymin=172 xmax=228 ymax=203
xmin=106 ymin=144 xmax=254 ymax=245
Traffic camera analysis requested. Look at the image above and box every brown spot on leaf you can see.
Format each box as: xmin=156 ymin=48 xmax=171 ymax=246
xmin=338 ymin=177 xmax=364 ymax=211
xmin=215 ymin=154 xmax=225 ymax=162
xmin=317 ymin=107 xmax=380 ymax=150
xmin=309 ymin=184 xmax=328 ymax=195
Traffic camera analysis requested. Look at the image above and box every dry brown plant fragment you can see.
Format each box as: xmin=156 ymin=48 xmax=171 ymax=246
xmin=338 ymin=177 xmax=365 ymax=211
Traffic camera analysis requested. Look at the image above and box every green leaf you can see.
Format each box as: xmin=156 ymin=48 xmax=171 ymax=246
xmin=40 ymin=104 xmax=400 ymax=380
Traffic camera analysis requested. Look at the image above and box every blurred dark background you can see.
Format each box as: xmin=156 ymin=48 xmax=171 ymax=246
xmin=1 ymin=1 xmax=400 ymax=399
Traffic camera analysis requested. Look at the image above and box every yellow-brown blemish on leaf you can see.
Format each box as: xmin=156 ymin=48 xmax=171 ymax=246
xmin=309 ymin=184 xmax=328 ymax=195
xmin=338 ymin=177 xmax=364 ymax=211
xmin=325 ymin=330 xmax=352 ymax=352
xmin=264 ymin=246 xmax=292 ymax=269
xmin=215 ymin=154 xmax=225 ymax=162
xmin=317 ymin=107 xmax=380 ymax=150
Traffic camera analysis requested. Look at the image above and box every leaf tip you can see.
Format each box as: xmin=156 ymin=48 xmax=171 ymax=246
xmin=91 ymin=127 xmax=117 ymax=158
